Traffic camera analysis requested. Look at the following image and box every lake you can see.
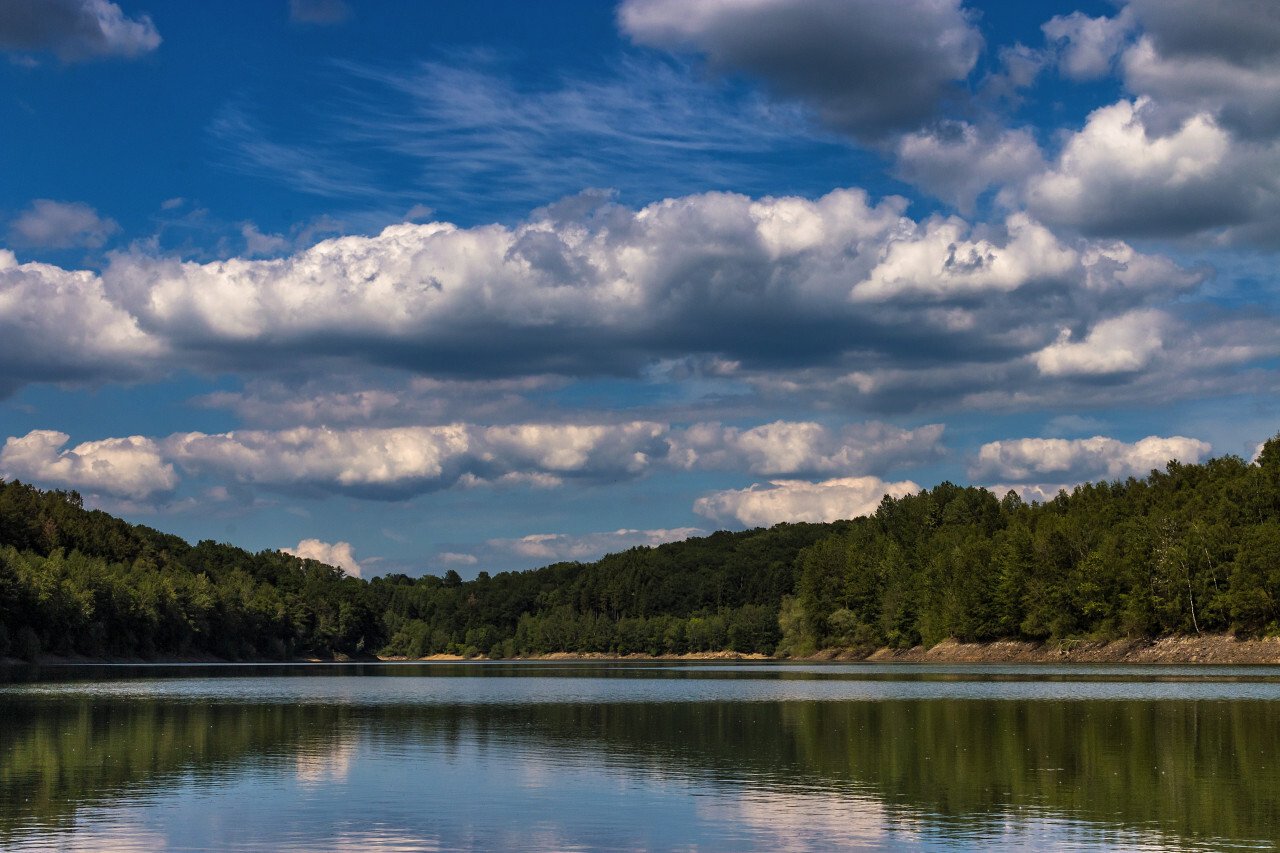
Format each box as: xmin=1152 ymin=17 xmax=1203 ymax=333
xmin=2 ymin=661 xmax=1278 ymax=851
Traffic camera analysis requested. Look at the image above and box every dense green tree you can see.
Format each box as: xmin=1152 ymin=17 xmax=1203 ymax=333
xmin=3 ymin=435 xmax=1280 ymax=661
xmin=782 ymin=437 xmax=1280 ymax=649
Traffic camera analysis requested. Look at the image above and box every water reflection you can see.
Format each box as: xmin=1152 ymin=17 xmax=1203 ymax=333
xmin=1 ymin=664 xmax=1277 ymax=851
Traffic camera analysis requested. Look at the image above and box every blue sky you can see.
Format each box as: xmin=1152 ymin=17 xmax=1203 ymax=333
xmin=2 ymin=0 xmax=1278 ymax=578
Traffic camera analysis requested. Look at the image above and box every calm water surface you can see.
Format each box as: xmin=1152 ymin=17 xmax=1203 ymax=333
xmin=2 ymin=661 xmax=1278 ymax=852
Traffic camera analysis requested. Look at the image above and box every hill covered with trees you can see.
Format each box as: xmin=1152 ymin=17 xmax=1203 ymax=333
xmin=2 ymin=435 xmax=1278 ymax=662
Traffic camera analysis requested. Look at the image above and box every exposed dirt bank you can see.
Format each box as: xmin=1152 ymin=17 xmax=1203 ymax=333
xmin=808 ymin=635 xmax=1280 ymax=664
xmin=3 ymin=651 xmax=770 ymax=666
xmin=536 ymin=650 xmax=772 ymax=661
xmin=390 ymin=638 xmax=1280 ymax=664
xmin=382 ymin=651 xmax=772 ymax=662
xmin=9 ymin=637 xmax=1280 ymax=666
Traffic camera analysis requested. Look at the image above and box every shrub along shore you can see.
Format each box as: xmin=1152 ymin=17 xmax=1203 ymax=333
xmin=2 ymin=435 xmax=1279 ymax=665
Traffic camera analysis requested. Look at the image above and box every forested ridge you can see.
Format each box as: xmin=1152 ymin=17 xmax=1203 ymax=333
xmin=2 ymin=435 xmax=1279 ymax=661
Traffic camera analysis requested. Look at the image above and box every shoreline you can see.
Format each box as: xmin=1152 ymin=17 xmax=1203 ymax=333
xmin=814 ymin=634 xmax=1280 ymax=664
xmin=397 ymin=635 xmax=1280 ymax=664
xmin=7 ymin=635 xmax=1280 ymax=667
xmin=381 ymin=650 xmax=775 ymax=662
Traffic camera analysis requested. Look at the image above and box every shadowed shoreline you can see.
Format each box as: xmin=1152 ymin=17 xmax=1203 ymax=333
xmin=14 ymin=633 xmax=1277 ymax=666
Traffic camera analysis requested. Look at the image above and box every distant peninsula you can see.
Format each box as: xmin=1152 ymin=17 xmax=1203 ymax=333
xmin=3 ymin=434 xmax=1279 ymax=665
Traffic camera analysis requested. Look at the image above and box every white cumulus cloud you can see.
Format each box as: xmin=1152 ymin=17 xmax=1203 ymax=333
xmin=694 ymin=476 xmax=919 ymax=527
xmin=1021 ymin=0 xmax=1280 ymax=244
xmin=1033 ymin=309 xmax=1168 ymax=376
xmin=0 ymin=188 xmax=1232 ymax=411
xmin=433 ymin=552 xmax=478 ymax=567
xmin=1117 ymin=0 xmax=1280 ymax=138
xmin=0 ymin=250 xmax=164 ymax=395
xmin=620 ymin=0 xmax=982 ymax=138
xmin=986 ymin=483 xmax=1072 ymax=505
xmin=669 ymin=421 xmax=944 ymax=476
xmin=165 ymin=425 xmax=474 ymax=495
xmin=0 ymin=0 xmax=160 ymax=62
xmin=161 ymin=422 xmax=669 ymax=497
xmin=850 ymin=213 xmax=1078 ymax=301
xmin=894 ymin=125 xmax=1044 ymax=213
xmin=1042 ymin=9 xmax=1136 ymax=80
xmin=2 ymin=417 xmax=952 ymax=505
xmin=970 ymin=434 xmax=1212 ymax=483
xmin=485 ymin=528 xmax=705 ymax=564
xmin=0 ymin=429 xmax=178 ymax=500
xmin=1024 ymin=99 xmax=1267 ymax=238
xmin=284 ymin=538 xmax=364 ymax=577
xmin=8 ymin=200 xmax=119 ymax=248
xmin=159 ymin=418 xmax=940 ymax=498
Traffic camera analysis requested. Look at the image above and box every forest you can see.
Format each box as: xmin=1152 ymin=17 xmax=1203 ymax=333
xmin=1 ymin=435 xmax=1278 ymax=661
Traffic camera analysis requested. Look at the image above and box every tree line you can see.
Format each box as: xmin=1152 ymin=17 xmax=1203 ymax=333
xmin=783 ymin=438 xmax=1280 ymax=653
xmin=1 ymin=435 xmax=1278 ymax=661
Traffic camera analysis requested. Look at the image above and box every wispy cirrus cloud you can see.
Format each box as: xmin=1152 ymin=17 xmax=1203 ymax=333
xmin=289 ymin=0 xmax=350 ymax=26
xmin=210 ymin=53 xmax=831 ymax=214
xmin=209 ymin=104 xmax=393 ymax=201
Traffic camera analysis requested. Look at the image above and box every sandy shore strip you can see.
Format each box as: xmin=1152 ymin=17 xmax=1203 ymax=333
xmin=822 ymin=634 xmax=1280 ymax=664
xmin=8 ymin=635 xmax=1280 ymax=666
